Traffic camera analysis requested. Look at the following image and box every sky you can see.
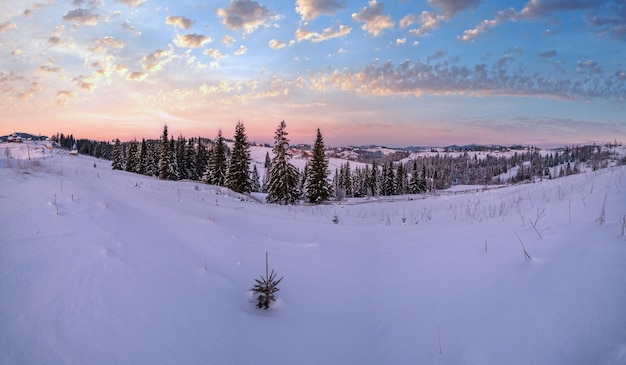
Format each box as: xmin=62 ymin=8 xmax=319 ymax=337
xmin=1 ymin=0 xmax=625 ymax=147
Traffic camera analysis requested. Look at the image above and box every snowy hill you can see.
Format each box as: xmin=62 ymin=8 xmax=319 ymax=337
xmin=1 ymin=141 xmax=626 ymax=364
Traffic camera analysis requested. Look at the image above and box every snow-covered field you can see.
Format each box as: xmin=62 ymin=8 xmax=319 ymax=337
xmin=1 ymin=142 xmax=626 ymax=364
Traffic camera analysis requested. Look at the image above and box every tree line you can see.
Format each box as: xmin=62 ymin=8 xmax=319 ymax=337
xmin=110 ymin=121 xmax=333 ymax=205
xmin=54 ymin=125 xmax=623 ymax=204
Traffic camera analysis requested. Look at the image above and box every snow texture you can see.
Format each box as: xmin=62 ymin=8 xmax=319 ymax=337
xmin=1 ymin=141 xmax=626 ymax=364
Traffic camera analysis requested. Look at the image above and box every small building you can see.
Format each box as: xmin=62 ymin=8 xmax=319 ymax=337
xmin=7 ymin=133 xmax=22 ymax=143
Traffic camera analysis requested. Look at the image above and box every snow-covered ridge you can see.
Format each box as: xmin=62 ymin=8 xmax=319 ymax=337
xmin=1 ymin=142 xmax=626 ymax=364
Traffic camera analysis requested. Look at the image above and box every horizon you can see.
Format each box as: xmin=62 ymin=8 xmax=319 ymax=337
xmin=1 ymin=1 xmax=624 ymax=147
xmin=2 ymin=128 xmax=622 ymax=150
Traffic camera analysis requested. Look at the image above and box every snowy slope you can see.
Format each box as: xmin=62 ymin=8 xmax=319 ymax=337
xmin=1 ymin=142 xmax=626 ymax=365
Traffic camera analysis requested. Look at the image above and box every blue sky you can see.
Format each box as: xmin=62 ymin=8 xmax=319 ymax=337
xmin=1 ymin=0 xmax=624 ymax=146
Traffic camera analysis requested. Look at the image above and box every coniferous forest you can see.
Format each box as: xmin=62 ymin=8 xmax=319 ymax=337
xmin=51 ymin=124 xmax=625 ymax=204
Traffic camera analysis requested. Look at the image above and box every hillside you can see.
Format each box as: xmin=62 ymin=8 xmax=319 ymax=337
xmin=1 ymin=141 xmax=626 ymax=364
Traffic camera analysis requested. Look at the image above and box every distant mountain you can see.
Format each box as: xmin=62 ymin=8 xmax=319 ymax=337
xmin=0 ymin=132 xmax=47 ymax=142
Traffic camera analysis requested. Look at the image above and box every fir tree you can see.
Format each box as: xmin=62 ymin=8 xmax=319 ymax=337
xmin=149 ymin=140 xmax=159 ymax=177
xmin=304 ymin=128 xmax=333 ymax=203
xmin=185 ymin=139 xmax=198 ymax=180
xmin=138 ymin=138 xmax=150 ymax=175
xmin=176 ymin=135 xmax=187 ymax=180
xmin=203 ymin=129 xmax=228 ymax=185
xmin=419 ymin=164 xmax=428 ymax=193
xmin=383 ymin=161 xmax=396 ymax=196
xmin=226 ymin=121 xmax=252 ymax=194
xmin=168 ymin=137 xmax=180 ymax=180
xmin=299 ymin=162 xmax=308 ymax=199
xmin=395 ymin=162 xmax=407 ymax=195
xmin=158 ymin=125 xmax=171 ymax=180
xmin=251 ymin=164 xmax=261 ymax=192
xmin=196 ymin=138 xmax=208 ymax=180
xmin=265 ymin=121 xmax=300 ymax=205
xmin=264 ymin=151 xmax=271 ymax=169
xmin=125 ymin=140 xmax=139 ymax=173
xmin=368 ymin=161 xmax=380 ymax=197
xmin=111 ymin=139 xmax=124 ymax=170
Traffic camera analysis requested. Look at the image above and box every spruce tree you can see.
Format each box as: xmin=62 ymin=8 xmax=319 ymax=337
xmin=185 ymin=139 xmax=198 ymax=180
xmin=226 ymin=121 xmax=252 ymax=193
xmin=111 ymin=139 xmax=124 ymax=170
xmin=251 ymin=164 xmax=261 ymax=192
xmin=168 ymin=137 xmax=180 ymax=180
xmin=138 ymin=138 xmax=150 ymax=175
xmin=368 ymin=161 xmax=380 ymax=196
xmin=125 ymin=140 xmax=139 ymax=173
xmin=419 ymin=164 xmax=428 ymax=192
xmin=304 ymin=128 xmax=333 ymax=203
xmin=176 ymin=135 xmax=188 ymax=180
xmin=408 ymin=160 xmax=420 ymax=194
xmin=383 ymin=161 xmax=396 ymax=196
xmin=196 ymin=138 xmax=209 ymax=180
xmin=395 ymin=162 xmax=406 ymax=195
xmin=299 ymin=162 xmax=308 ymax=198
xmin=158 ymin=125 xmax=170 ymax=180
xmin=264 ymin=151 xmax=271 ymax=169
xmin=265 ymin=121 xmax=300 ymax=204
xmin=149 ymin=140 xmax=159 ymax=177
xmin=203 ymin=129 xmax=227 ymax=186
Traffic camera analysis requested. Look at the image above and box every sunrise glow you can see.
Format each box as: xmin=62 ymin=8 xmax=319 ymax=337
xmin=1 ymin=0 xmax=624 ymax=146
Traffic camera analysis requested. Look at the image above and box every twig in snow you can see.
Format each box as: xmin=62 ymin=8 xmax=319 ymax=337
xmin=528 ymin=208 xmax=545 ymax=238
xmin=597 ymin=193 xmax=607 ymax=225
xmin=437 ymin=324 xmax=443 ymax=354
xmin=515 ymin=232 xmax=532 ymax=262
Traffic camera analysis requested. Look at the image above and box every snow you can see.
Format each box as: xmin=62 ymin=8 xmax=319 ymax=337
xmin=2 ymin=141 xmax=626 ymax=364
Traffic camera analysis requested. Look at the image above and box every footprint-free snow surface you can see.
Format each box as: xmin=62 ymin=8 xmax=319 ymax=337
xmin=1 ymin=142 xmax=626 ymax=364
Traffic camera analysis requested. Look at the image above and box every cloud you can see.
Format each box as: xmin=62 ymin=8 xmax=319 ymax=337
xmin=19 ymin=82 xmax=42 ymax=100
xmin=62 ymin=8 xmax=102 ymax=26
xmin=234 ymin=45 xmax=248 ymax=55
xmin=141 ymin=48 xmax=174 ymax=72
xmin=405 ymin=11 xmax=444 ymax=36
xmin=48 ymin=36 xmax=63 ymax=46
xmin=126 ymin=72 xmax=147 ymax=81
xmin=538 ymin=50 xmax=557 ymax=58
xmin=585 ymin=1 xmax=626 ymax=41
xmin=203 ymin=48 xmax=228 ymax=60
xmin=0 ymin=22 xmax=18 ymax=33
xmin=576 ymin=60 xmax=602 ymax=74
xmin=222 ymin=35 xmax=236 ymax=46
xmin=296 ymin=0 xmax=346 ymax=21
xmin=519 ymin=0 xmax=596 ymax=18
xmin=56 ymin=90 xmax=75 ymax=105
xmin=352 ymin=0 xmax=394 ymax=37
xmin=116 ymin=0 xmax=146 ymax=6
xmin=121 ymin=20 xmax=141 ymax=36
xmin=460 ymin=1 xmax=625 ymax=42
xmin=93 ymin=36 xmax=124 ymax=50
xmin=165 ymin=16 xmax=196 ymax=30
xmin=24 ymin=3 xmax=45 ymax=17
xmin=427 ymin=0 xmax=483 ymax=19
xmin=174 ymin=33 xmax=212 ymax=48
xmin=38 ymin=65 xmax=63 ymax=74
xmin=459 ymin=8 xmax=516 ymax=42
xmin=309 ymin=54 xmax=625 ymax=101
xmin=295 ymin=25 xmax=351 ymax=43
xmin=269 ymin=39 xmax=287 ymax=49
xmin=217 ymin=0 xmax=281 ymax=35
xmin=399 ymin=14 xmax=418 ymax=28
